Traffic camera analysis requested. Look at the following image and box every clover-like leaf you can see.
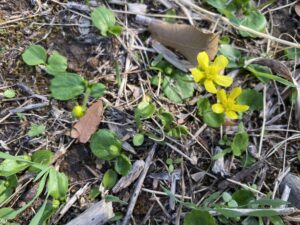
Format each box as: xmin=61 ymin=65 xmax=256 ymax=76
xmin=90 ymin=129 xmax=122 ymax=160
xmin=22 ymin=45 xmax=47 ymax=65
xmin=50 ymin=73 xmax=86 ymax=100
xmin=114 ymin=153 xmax=132 ymax=176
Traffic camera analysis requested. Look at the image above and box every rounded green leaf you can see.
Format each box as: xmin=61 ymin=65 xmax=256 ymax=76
xmin=133 ymin=133 xmax=144 ymax=146
xmin=102 ymin=169 xmax=118 ymax=189
xmin=239 ymin=11 xmax=267 ymax=37
xmin=203 ymin=111 xmax=225 ymax=128
xmin=90 ymin=83 xmax=106 ymax=98
xmin=28 ymin=149 xmax=53 ymax=173
xmin=22 ymin=45 xmax=47 ymax=65
xmin=3 ymin=89 xmax=16 ymax=99
xmin=90 ymin=129 xmax=122 ymax=160
xmin=197 ymin=97 xmax=211 ymax=116
xmin=135 ymin=101 xmax=156 ymax=119
xmin=114 ymin=153 xmax=132 ymax=176
xmin=184 ymin=209 xmax=217 ymax=225
xmin=222 ymin=192 xmax=232 ymax=202
xmin=219 ymin=44 xmax=242 ymax=68
xmin=237 ymin=89 xmax=263 ymax=111
xmin=91 ymin=7 xmax=116 ymax=36
xmin=50 ymin=73 xmax=86 ymax=100
xmin=46 ymin=51 xmax=68 ymax=75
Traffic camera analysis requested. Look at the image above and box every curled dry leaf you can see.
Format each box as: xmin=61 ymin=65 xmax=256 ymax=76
xmin=70 ymin=101 xmax=104 ymax=143
xmin=253 ymin=59 xmax=300 ymax=128
xmin=148 ymin=20 xmax=219 ymax=66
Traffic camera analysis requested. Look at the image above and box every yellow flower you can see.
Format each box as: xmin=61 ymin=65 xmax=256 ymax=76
xmin=212 ymin=87 xmax=249 ymax=119
xmin=191 ymin=51 xmax=233 ymax=93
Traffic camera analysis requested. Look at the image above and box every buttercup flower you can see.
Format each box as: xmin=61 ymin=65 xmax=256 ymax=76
xmin=212 ymin=87 xmax=249 ymax=119
xmin=191 ymin=51 xmax=233 ymax=93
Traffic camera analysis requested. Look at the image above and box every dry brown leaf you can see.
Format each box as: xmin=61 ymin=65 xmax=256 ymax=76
xmin=295 ymin=4 xmax=300 ymax=17
xmin=70 ymin=101 xmax=103 ymax=143
xmin=148 ymin=20 xmax=219 ymax=66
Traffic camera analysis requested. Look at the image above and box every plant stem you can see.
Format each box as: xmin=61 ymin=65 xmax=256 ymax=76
xmin=82 ymin=88 xmax=91 ymax=111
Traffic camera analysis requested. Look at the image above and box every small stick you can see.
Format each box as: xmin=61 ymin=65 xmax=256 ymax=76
xmin=9 ymin=102 xmax=49 ymax=114
xmin=121 ymin=143 xmax=157 ymax=225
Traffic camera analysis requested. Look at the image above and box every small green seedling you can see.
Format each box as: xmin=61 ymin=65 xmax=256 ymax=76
xmin=22 ymin=45 xmax=106 ymax=117
xmin=151 ymin=56 xmax=194 ymax=103
xmin=91 ymin=7 xmax=123 ymax=36
xmin=27 ymin=124 xmax=46 ymax=137
xmin=166 ymin=158 xmax=182 ymax=173
xmin=90 ymin=129 xmax=132 ymax=176
xmin=0 ymin=150 xmax=68 ymax=225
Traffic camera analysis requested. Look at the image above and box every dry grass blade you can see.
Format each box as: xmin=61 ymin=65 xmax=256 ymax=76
xmin=70 ymin=101 xmax=104 ymax=143
xmin=149 ymin=20 xmax=219 ymax=66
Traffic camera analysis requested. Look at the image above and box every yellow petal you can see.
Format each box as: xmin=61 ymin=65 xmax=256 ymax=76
xmin=212 ymin=104 xmax=225 ymax=113
xmin=217 ymin=89 xmax=227 ymax=103
xmin=212 ymin=55 xmax=228 ymax=72
xmin=226 ymin=111 xmax=238 ymax=119
xmin=231 ymin=104 xmax=249 ymax=112
xmin=229 ymin=87 xmax=242 ymax=100
xmin=191 ymin=68 xmax=205 ymax=82
xmin=197 ymin=51 xmax=209 ymax=70
xmin=214 ymin=75 xmax=233 ymax=87
xmin=204 ymin=79 xmax=217 ymax=93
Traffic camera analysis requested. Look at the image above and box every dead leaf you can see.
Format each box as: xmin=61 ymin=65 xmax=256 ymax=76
xmin=148 ymin=20 xmax=219 ymax=66
xmin=295 ymin=4 xmax=300 ymax=17
xmin=70 ymin=101 xmax=103 ymax=143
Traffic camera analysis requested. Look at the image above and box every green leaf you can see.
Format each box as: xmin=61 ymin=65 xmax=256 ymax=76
xmin=219 ymin=44 xmax=242 ymax=68
xmin=242 ymin=217 xmax=259 ymax=225
xmin=90 ymin=83 xmax=106 ymax=98
xmin=167 ymin=125 xmax=188 ymax=138
xmin=89 ymin=187 xmax=101 ymax=200
xmin=0 ymin=156 xmax=30 ymax=177
xmin=28 ymin=196 xmax=49 ymax=225
xmin=237 ymin=89 xmax=263 ymax=111
xmin=231 ymin=124 xmax=249 ymax=157
xmin=162 ymin=74 xmax=194 ymax=103
xmin=197 ymin=97 xmax=211 ymax=116
xmin=248 ymin=198 xmax=288 ymax=208
xmin=50 ymin=73 xmax=86 ymax=100
xmin=45 ymin=51 xmax=68 ymax=76
xmin=91 ymin=7 xmax=121 ymax=36
xmin=90 ymin=129 xmax=122 ymax=160
xmin=216 ymin=208 xmax=280 ymax=218
xmin=3 ymin=89 xmax=16 ymax=99
xmin=2 ymin=172 xmax=48 ymax=220
xmin=284 ymin=48 xmax=300 ymax=60
xmin=222 ymin=192 xmax=232 ymax=202
xmin=0 ymin=207 xmax=15 ymax=218
xmin=28 ymin=124 xmax=46 ymax=137
xmin=239 ymin=11 xmax=267 ymax=37
xmin=102 ymin=169 xmax=118 ymax=189
xmin=212 ymin=148 xmax=232 ymax=160
xmin=157 ymin=109 xmax=174 ymax=131
xmin=246 ymin=64 xmax=296 ymax=87
xmin=105 ymin=195 xmax=128 ymax=205
xmin=203 ymin=111 xmax=225 ymax=128
xmin=133 ymin=133 xmax=144 ymax=146
xmin=184 ymin=210 xmax=217 ymax=225
xmin=269 ymin=216 xmax=284 ymax=225
xmin=28 ymin=149 xmax=53 ymax=173
xmin=135 ymin=101 xmax=156 ymax=121
xmin=228 ymin=199 xmax=238 ymax=207
xmin=232 ymin=189 xmax=255 ymax=206
xmin=47 ymin=168 xmax=68 ymax=200
xmin=109 ymin=212 xmax=124 ymax=222
xmin=22 ymin=45 xmax=47 ymax=65
xmin=114 ymin=153 xmax=132 ymax=176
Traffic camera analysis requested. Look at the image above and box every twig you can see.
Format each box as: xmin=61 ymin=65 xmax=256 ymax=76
xmin=121 ymin=143 xmax=157 ymax=225
xmin=9 ymin=102 xmax=49 ymax=114
xmin=258 ymin=85 xmax=267 ymax=157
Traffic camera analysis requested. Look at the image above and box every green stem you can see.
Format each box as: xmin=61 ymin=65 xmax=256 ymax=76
xmin=82 ymin=88 xmax=91 ymax=111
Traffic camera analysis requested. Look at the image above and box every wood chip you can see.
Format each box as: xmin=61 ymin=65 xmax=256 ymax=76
xmin=70 ymin=101 xmax=104 ymax=143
